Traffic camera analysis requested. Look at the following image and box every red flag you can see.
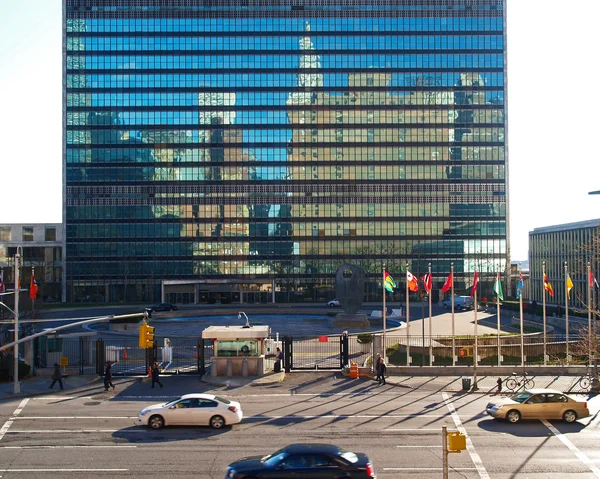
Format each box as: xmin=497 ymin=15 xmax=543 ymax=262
xmin=30 ymin=274 xmax=38 ymax=301
xmin=318 ymin=335 xmax=329 ymax=343
xmin=0 ymin=274 xmax=4 ymax=293
xmin=544 ymin=274 xmax=554 ymax=297
xmin=441 ymin=272 xmax=453 ymax=294
xmin=406 ymin=270 xmax=419 ymax=292
xmin=421 ymin=272 xmax=432 ymax=294
xmin=590 ymin=269 xmax=595 ymax=288
xmin=470 ymin=271 xmax=479 ymax=298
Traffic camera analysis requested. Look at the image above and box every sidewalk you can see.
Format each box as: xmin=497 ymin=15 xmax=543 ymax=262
xmin=0 ymin=374 xmax=100 ymax=401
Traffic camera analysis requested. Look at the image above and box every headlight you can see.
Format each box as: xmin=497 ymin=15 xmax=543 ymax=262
xmin=226 ymin=468 xmax=236 ymax=478
xmin=139 ymin=409 xmax=151 ymax=416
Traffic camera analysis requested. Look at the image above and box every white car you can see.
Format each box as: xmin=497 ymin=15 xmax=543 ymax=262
xmin=328 ymin=299 xmax=341 ymax=307
xmin=136 ymin=393 xmax=243 ymax=429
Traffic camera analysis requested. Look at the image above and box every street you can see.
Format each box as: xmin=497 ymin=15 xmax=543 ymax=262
xmin=1 ymin=373 xmax=600 ymax=478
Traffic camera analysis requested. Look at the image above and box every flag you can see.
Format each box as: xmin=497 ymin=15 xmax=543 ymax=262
xmin=516 ymin=271 xmax=524 ymax=300
xmin=406 ymin=270 xmax=419 ymax=292
xmin=493 ymin=273 xmax=504 ymax=301
xmin=0 ymin=274 xmax=4 ymax=293
xmin=470 ymin=271 xmax=479 ymax=298
xmin=441 ymin=272 xmax=453 ymax=294
xmin=30 ymin=274 xmax=38 ymax=301
xmin=590 ymin=269 xmax=595 ymax=288
xmin=544 ymin=274 xmax=554 ymax=296
xmin=421 ymin=272 xmax=432 ymax=294
xmin=384 ymin=270 xmax=396 ymax=293
xmin=566 ymin=273 xmax=574 ymax=299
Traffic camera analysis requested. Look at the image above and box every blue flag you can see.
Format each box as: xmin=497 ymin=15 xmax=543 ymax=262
xmin=516 ymin=271 xmax=524 ymax=300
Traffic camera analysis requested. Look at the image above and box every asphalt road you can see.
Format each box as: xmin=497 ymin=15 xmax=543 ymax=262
xmin=1 ymin=373 xmax=599 ymax=478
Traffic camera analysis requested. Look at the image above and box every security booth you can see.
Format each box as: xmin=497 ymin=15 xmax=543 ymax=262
xmin=202 ymin=325 xmax=270 ymax=377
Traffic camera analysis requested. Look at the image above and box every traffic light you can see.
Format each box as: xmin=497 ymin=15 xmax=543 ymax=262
xmin=138 ymin=322 xmax=155 ymax=348
xmin=145 ymin=324 xmax=155 ymax=348
xmin=139 ymin=322 xmax=147 ymax=348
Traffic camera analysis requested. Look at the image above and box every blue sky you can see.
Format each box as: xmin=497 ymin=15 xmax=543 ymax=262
xmin=1 ymin=0 xmax=599 ymax=262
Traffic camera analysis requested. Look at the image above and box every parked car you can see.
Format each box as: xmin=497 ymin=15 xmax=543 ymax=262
xmin=226 ymin=443 xmax=377 ymax=478
xmin=136 ymin=393 xmax=243 ymax=429
xmin=486 ymin=389 xmax=589 ymax=423
xmin=443 ymin=296 xmax=473 ymax=311
xmin=147 ymin=303 xmax=178 ymax=312
xmin=327 ymin=299 xmax=341 ymax=307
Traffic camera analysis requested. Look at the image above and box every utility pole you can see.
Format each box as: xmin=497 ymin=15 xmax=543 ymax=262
xmin=13 ymin=249 xmax=21 ymax=394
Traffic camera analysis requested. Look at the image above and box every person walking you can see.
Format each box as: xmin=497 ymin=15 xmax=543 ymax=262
xmin=151 ymin=362 xmax=163 ymax=389
xmin=104 ymin=361 xmax=115 ymax=391
xmin=49 ymin=363 xmax=64 ymax=390
xmin=376 ymin=357 xmax=387 ymax=385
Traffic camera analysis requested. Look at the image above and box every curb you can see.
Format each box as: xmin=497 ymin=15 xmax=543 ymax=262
xmin=0 ymin=376 xmax=102 ymax=401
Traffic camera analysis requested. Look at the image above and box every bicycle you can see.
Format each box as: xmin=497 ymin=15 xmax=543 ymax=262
xmin=576 ymin=369 xmax=595 ymax=391
xmin=505 ymin=372 xmax=535 ymax=391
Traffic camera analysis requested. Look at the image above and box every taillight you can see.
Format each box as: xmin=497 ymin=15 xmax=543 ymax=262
xmin=365 ymin=463 xmax=375 ymax=478
xmin=228 ymin=406 xmax=238 ymax=413
xmin=584 ymin=402 xmax=588 ymax=409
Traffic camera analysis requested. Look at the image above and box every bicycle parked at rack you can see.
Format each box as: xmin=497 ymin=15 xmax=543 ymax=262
xmin=505 ymin=372 xmax=535 ymax=391
xmin=576 ymin=369 xmax=595 ymax=391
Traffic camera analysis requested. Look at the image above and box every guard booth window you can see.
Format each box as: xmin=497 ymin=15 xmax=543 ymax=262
xmin=216 ymin=340 xmax=258 ymax=357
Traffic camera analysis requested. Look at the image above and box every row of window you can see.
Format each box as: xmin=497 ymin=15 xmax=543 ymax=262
xmin=67 ymin=35 xmax=503 ymax=51
xmin=0 ymin=227 xmax=57 ymax=242
xmin=66 ymin=129 xmax=505 ymax=145
xmin=66 ymin=164 xmax=505 ymax=182
xmin=67 ymin=53 xmax=504 ymax=70
xmin=66 ymin=203 xmax=505 ymax=220
xmin=66 ymin=220 xmax=505 ymax=240
xmin=67 ymin=110 xmax=505 ymax=126
xmin=66 ymin=72 xmax=505 ymax=89
xmin=68 ymin=238 xmax=507 ymax=258
xmin=66 ymin=17 xmax=503 ymax=33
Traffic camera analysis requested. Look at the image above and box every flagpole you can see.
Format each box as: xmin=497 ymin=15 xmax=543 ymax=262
xmin=451 ymin=263 xmax=455 ymax=366
xmin=519 ymin=266 xmax=524 ymax=367
xmin=565 ymin=261 xmax=570 ymax=365
xmin=31 ymin=267 xmax=35 ymax=317
xmin=406 ymin=262 xmax=410 ymax=367
xmin=588 ymin=262 xmax=592 ymax=368
xmin=497 ymin=273 xmax=501 ymax=367
xmin=13 ymin=251 xmax=21 ymax=394
xmin=428 ymin=263 xmax=433 ymax=366
xmin=473 ymin=275 xmax=478 ymax=391
xmin=543 ymin=261 xmax=547 ymax=366
xmin=383 ymin=265 xmax=387 ymax=362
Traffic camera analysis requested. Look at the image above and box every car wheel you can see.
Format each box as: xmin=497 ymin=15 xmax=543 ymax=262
xmin=148 ymin=415 xmax=164 ymax=429
xmin=328 ymin=303 xmax=334 ymax=307
xmin=563 ymin=410 xmax=578 ymax=423
xmin=210 ymin=415 xmax=225 ymax=429
xmin=506 ymin=410 xmax=521 ymax=423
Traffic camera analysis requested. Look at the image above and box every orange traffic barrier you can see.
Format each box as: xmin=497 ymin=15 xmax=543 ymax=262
xmin=123 ymin=349 xmax=128 ymax=359
xmin=349 ymin=362 xmax=359 ymax=379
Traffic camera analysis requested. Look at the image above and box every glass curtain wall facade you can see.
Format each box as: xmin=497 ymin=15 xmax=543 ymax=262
xmin=64 ymin=0 xmax=508 ymax=303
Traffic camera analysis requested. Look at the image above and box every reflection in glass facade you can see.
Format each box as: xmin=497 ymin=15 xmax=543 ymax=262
xmin=64 ymin=0 xmax=508 ymax=303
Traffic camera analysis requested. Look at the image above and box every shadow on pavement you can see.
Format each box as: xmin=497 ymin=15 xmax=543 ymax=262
xmin=112 ymin=425 xmax=230 ymax=443
xmin=478 ymin=417 xmax=586 ymax=436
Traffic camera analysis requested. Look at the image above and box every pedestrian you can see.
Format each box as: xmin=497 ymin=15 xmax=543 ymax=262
xmin=49 ymin=362 xmax=64 ymax=390
xmin=104 ymin=361 xmax=115 ymax=391
xmin=151 ymin=362 xmax=163 ymax=389
xmin=376 ymin=357 xmax=387 ymax=385
xmin=274 ymin=347 xmax=284 ymax=372
xmin=496 ymin=377 xmax=502 ymax=393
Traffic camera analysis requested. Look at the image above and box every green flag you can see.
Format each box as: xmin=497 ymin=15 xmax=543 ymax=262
xmin=493 ymin=274 xmax=504 ymax=301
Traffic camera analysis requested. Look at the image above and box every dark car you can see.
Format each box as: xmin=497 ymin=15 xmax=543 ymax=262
xmin=225 ymin=444 xmax=376 ymax=479
xmin=148 ymin=303 xmax=178 ymax=312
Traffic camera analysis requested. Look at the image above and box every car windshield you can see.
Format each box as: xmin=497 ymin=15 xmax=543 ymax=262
xmin=214 ymin=396 xmax=231 ymax=405
xmin=164 ymin=398 xmax=183 ymax=407
xmin=262 ymin=451 xmax=288 ymax=467
xmin=510 ymin=392 xmax=533 ymax=404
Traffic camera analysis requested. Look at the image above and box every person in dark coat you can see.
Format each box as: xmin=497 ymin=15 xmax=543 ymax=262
xmin=104 ymin=361 xmax=115 ymax=391
xmin=151 ymin=362 xmax=163 ymax=388
xmin=49 ymin=363 xmax=64 ymax=390
xmin=376 ymin=357 xmax=387 ymax=385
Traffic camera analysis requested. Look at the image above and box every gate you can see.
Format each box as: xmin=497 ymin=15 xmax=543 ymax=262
xmin=285 ymin=335 xmax=343 ymax=370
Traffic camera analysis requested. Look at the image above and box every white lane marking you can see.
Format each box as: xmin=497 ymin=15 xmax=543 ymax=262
xmin=0 ymin=399 xmax=29 ymax=442
xmin=396 ymin=445 xmax=442 ymax=448
xmin=5 ymin=430 xmax=145 ymax=434
xmin=383 ymin=428 xmax=440 ymax=432
xmin=11 ymin=417 xmax=137 ymax=420
xmin=442 ymin=392 xmax=490 ymax=479
xmin=0 ymin=445 xmax=137 ymax=449
xmin=542 ymin=419 xmax=600 ymax=478
xmin=0 ymin=469 xmax=128 ymax=472
xmin=383 ymin=468 xmax=477 ymax=471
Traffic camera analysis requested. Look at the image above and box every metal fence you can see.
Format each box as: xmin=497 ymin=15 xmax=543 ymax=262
xmin=288 ymin=335 xmax=342 ymax=370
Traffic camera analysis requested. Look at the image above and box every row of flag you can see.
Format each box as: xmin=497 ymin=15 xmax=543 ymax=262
xmin=382 ymin=268 xmax=599 ymax=300
xmin=0 ymin=271 xmax=38 ymax=300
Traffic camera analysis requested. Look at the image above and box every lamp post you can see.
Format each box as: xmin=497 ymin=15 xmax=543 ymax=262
xmin=13 ymin=249 xmax=21 ymax=394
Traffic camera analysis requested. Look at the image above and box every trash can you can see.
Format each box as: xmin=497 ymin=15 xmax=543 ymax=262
xmin=462 ymin=377 xmax=471 ymax=391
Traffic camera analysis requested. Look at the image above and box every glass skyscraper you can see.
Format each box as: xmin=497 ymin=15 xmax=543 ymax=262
xmin=64 ymin=0 xmax=508 ymax=304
